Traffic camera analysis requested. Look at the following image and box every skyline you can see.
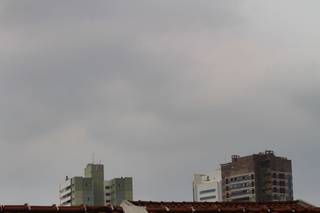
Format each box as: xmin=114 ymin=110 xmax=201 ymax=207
xmin=0 ymin=0 xmax=320 ymax=205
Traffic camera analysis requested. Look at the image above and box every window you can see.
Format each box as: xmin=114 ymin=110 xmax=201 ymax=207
xmin=200 ymin=189 xmax=216 ymax=194
xmin=273 ymin=187 xmax=277 ymax=193
xmin=231 ymin=189 xmax=250 ymax=197
xmin=280 ymin=188 xmax=286 ymax=193
xmin=273 ymin=180 xmax=277 ymax=185
xmin=200 ymin=195 xmax=216 ymax=201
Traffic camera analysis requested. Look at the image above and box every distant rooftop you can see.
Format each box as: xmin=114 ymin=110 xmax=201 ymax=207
xmin=221 ymin=150 xmax=289 ymax=165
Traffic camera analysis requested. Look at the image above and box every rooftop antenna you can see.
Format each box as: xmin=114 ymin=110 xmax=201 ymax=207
xmin=92 ymin=152 xmax=95 ymax=164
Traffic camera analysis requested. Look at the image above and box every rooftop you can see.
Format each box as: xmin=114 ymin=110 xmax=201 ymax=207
xmin=0 ymin=200 xmax=318 ymax=213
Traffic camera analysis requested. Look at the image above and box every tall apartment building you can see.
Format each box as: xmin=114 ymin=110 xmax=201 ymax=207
xmin=193 ymin=169 xmax=223 ymax=202
xmin=59 ymin=164 xmax=105 ymax=206
xmin=60 ymin=163 xmax=133 ymax=206
xmin=84 ymin=164 xmax=105 ymax=205
xmin=221 ymin=151 xmax=293 ymax=202
xmin=104 ymin=177 xmax=133 ymax=205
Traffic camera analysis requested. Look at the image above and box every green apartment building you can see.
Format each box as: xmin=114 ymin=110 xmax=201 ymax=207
xmin=59 ymin=164 xmax=133 ymax=206
xmin=104 ymin=177 xmax=133 ymax=205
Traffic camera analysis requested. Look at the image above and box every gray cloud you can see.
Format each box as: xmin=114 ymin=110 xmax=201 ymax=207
xmin=0 ymin=0 xmax=319 ymax=206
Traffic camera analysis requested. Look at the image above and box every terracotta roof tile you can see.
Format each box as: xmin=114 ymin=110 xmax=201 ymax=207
xmin=0 ymin=201 xmax=318 ymax=213
xmin=130 ymin=201 xmax=319 ymax=213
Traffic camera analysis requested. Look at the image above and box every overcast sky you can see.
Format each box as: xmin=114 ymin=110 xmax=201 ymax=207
xmin=0 ymin=0 xmax=320 ymax=205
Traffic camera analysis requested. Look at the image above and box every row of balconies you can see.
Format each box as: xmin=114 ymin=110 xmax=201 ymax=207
xmin=225 ymin=174 xmax=255 ymax=184
xmin=225 ymin=188 xmax=255 ymax=198
xmin=226 ymin=181 xmax=255 ymax=191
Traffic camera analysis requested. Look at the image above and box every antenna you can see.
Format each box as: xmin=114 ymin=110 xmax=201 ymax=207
xmin=92 ymin=153 xmax=95 ymax=164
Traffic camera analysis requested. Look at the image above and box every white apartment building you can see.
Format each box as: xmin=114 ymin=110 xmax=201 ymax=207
xmin=193 ymin=169 xmax=222 ymax=202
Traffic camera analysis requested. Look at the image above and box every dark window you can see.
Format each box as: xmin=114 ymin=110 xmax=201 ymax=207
xmin=200 ymin=195 xmax=216 ymax=201
xmin=262 ymin=160 xmax=270 ymax=167
xmin=251 ymin=174 xmax=255 ymax=179
xmin=226 ymin=179 xmax=229 ymax=184
xmin=279 ymin=181 xmax=285 ymax=186
xmin=273 ymin=173 xmax=277 ymax=178
xmin=233 ymin=197 xmax=250 ymax=202
xmin=278 ymin=173 xmax=285 ymax=179
xmin=231 ymin=189 xmax=250 ymax=197
xmin=200 ymin=188 xmax=216 ymax=194
xmin=273 ymin=187 xmax=277 ymax=193
xmin=273 ymin=180 xmax=277 ymax=185
xmin=280 ymin=188 xmax=286 ymax=193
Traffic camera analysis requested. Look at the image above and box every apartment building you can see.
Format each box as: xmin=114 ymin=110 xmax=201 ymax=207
xmin=59 ymin=176 xmax=94 ymax=206
xmin=105 ymin=177 xmax=133 ymax=205
xmin=60 ymin=163 xmax=133 ymax=206
xmin=221 ymin=151 xmax=293 ymax=202
xmin=193 ymin=169 xmax=223 ymax=202
xmin=59 ymin=164 xmax=105 ymax=206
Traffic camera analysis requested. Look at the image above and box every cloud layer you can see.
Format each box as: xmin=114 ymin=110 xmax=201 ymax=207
xmin=0 ymin=0 xmax=320 ymax=205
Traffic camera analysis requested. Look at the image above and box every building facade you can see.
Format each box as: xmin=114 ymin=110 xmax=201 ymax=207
xmin=193 ymin=169 xmax=223 ymax=202
xmin=59 ymin=176 xmax=94 ymax=206
xmin=59 ymin=164 xmax=105 ymax=206
xmin=105 ymin=177 xmax=133 ymax=205
xmin=84 ymin=164 xmax=105 ymax=205
xmin=221 ymin=151 xmax=293 ymax=202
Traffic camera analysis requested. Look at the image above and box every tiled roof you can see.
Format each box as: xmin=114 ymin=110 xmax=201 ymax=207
xmin=0 ymin=205 xmax=122 ymax=213
xmin=131 ymin=200 xmax=319 ymax=213
xmin=0 ymin=201 xmax=319 ymax=213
